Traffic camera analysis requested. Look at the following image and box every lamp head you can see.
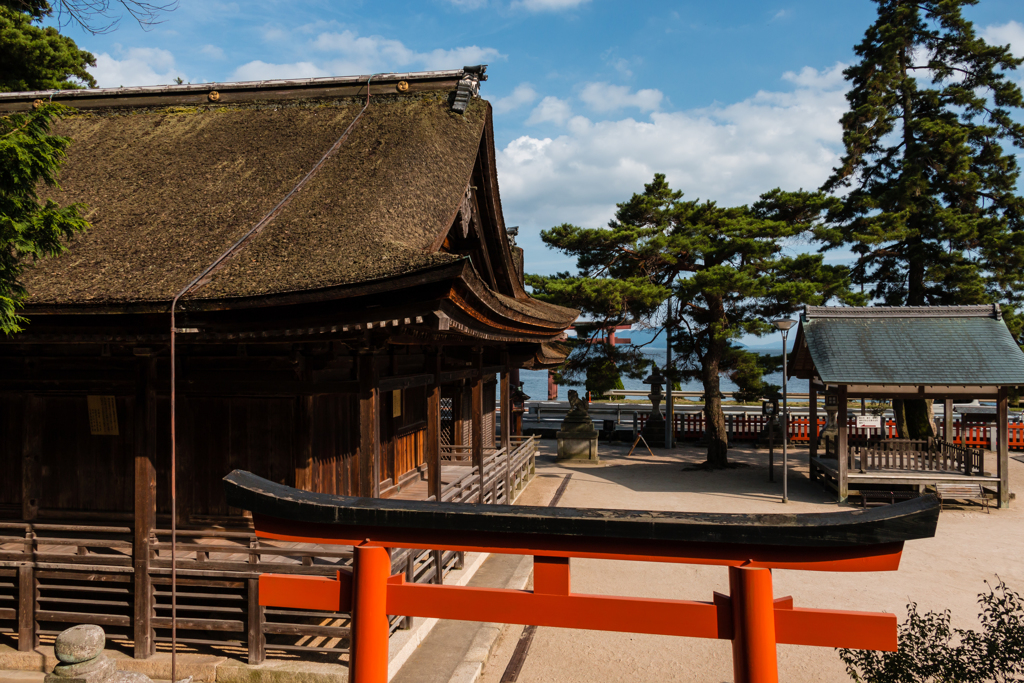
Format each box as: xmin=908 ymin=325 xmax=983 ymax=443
xmin=771 ymin=318 xmax=796 ymax=332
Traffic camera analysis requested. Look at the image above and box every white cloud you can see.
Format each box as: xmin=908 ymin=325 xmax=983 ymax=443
xmin=982 ymin=20 xmax=1024 ymax=57
xmin=232 ymin=60 xmax=328 ymax=81
xmin=235 ymin=28 xmax=503 ymax=81
xmin=200 ymin=44 xmax=225 ymax=60
xmin=498 ymin=65 xmax=851 ymax=242
xmin=579 ymin=82 xmax=664 ymax=113
xmin=89 ymin=47 xmax=187 ymax=87
xmin=512 ymin=0 xmax=589 ymax=11
xmin=525 ymin=96 xmax=573 ymax=125
xmin=493 ymin=83 xmax=538 ymax=114
xmin=447 ymin=0 xmax=487 ymax=8
xmin=781 ymin=62 xmax=847 ymax=89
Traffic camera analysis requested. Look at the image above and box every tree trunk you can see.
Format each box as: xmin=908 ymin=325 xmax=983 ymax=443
xmin=905 ymin=398 xmax=935 ymax=439
xmin=702 ymin=339 xmax=729 ymax=469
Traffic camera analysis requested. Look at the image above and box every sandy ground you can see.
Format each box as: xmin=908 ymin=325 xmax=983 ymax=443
xmin=477 ymin=441 xmax=1024 ymax=683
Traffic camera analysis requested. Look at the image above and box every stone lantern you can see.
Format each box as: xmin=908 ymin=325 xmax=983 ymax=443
xmin=641 ymin=365 xmax=666 ymax=447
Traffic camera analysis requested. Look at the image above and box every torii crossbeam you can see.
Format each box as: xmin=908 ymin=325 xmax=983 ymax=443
xmin=223 ymin=470 xmax=939 ymax=683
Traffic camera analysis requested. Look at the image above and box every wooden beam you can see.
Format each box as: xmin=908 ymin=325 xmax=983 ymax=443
xmin=378 ymin=374 xmax=435 ymax=393
xmin=997 ymin=388 xmax=1009 ymax=509
xmin=358 ymin=355 xmax=379 ymax=499
xmin=21 ymin=396 xmax=42 ymax=521
xmin=837 ymin=385 xmax=848 ymax=504
xmin=133 ymin=356 xmax=157 ymax=658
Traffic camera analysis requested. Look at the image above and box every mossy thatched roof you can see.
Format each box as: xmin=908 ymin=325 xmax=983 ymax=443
xmin=22 ymin=92 xmax=487 ymax=306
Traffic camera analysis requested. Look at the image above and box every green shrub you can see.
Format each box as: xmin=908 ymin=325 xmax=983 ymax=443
xmin=839 ymin=580 xmax=1024 ymax=683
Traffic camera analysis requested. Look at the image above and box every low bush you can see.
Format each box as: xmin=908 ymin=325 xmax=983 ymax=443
xmin=839 ymin=579 xmax=1024 ymax=682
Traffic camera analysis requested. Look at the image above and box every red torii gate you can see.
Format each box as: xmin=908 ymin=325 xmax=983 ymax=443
xmin=223 ymin=471 xmax=939 ymax=683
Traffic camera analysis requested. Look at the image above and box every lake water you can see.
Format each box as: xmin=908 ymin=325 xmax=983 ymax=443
xmin=520 ymin=347 xmax=808 ymax=402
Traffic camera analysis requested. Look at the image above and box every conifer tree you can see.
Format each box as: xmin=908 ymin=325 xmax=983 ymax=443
xmin=1 ymin=3 xmax=95 ymax=333
xmin=530 ymin=175 xmax=859 ymax=468
xmin=820 ymin=0 xmax=1024 ymax=437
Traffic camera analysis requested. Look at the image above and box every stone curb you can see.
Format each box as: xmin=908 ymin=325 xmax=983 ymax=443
xmin=443 ymin=554 xmax=534 ymax=683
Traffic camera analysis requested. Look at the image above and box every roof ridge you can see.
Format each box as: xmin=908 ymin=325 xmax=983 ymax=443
xmin=803 ymin=304 xmax=1000 ymax=319
xmin=0 ymin=67 xmax=485 ymax=103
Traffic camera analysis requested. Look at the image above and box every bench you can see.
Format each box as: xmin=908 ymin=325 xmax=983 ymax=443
xmin=934 ymin=483 xmax=991 ymax=513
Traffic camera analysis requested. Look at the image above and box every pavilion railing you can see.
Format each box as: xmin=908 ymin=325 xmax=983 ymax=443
xmin=824 ymin=437 xmax=984 ymax=475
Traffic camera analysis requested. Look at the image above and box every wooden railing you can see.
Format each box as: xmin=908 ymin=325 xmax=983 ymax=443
xmin=0 ymin=520 xmax=467 ymax=664
xmin=441 ymin=436 xmax=538 ymax=506
xmin=821 ymin=437 xmax=983 ymax=476
xmin=636 ymin=414 xmax=1018 ymax=450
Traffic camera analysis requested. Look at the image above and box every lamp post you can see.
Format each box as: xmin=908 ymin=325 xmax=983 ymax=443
xmin=771 ymin=318 xmax=796 ymax=503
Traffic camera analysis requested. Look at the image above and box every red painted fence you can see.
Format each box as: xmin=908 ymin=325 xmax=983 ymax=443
xmin=637 ymin=415 xmax=1019 ymax=449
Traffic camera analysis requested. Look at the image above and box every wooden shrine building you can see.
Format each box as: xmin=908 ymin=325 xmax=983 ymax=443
xmin=0 ymin=69 xmax=577 ymax=661
xmin=790 ymin=305 xmax=1023 ymax=508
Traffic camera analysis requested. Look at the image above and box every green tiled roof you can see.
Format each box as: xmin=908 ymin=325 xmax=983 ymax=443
xmin=800 ymin=305 xmax=1024 ymax=386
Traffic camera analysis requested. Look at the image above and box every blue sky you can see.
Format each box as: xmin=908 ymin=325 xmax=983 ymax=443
xmin=56 ymin=0 xmax=1024 ymax=275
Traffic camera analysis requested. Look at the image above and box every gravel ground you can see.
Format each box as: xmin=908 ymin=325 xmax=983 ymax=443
xmin=477 ymin=441 xmax=1024 ymax=683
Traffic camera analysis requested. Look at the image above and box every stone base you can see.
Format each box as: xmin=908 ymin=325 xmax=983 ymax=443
xmin=556 ymin=433 xmax=599 ymax=462
xmin=641 ymin=418 xmax=666 ymax=448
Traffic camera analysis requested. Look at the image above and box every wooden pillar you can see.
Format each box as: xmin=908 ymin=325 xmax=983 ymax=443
xmin=837 ymin=385 xmax=848 ymax=503
xmin=295 ymin=395 xmax=314 ymax=492
xmin=427 ymin=352 xmax=441 ymax=503
xmin=511 ymin=367 xmax=522 ymax=436
xmin=133 ymin=356 xmax=157 ymax=658
xmin=808 ymin=383 xmax=818 ymax=479
xmin=501 ymin=360 xmax=512 ymax=502
xmin=997 ymin=387 xmax=1009 ymax=508
xmin=943 ymin=399 xmax=953 ymax=443
xmin=17 ymin=562 xmax=35 ymax=652
xmin=358 ymin=354 xmax=380 ymax=498
xmin=247 ymin=577 xmax=265 ymax=664
xmin=472 ymin=353 xmax=484 ymax=503
xmin=21 ymin=396 xmax=42 ymax=521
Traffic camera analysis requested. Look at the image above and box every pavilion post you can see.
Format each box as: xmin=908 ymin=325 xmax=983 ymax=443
xmin=808 ymin=383 xmax=818 ymax=479
xmin=943 ymin=399 xmax=953 ymax=444
xmin=133 ymin=355 xmax=157 ymax=658
xmin=997 ymin=387 xmax=1009 ymax=508
xmin=837 ymin=385 xmax=848 ymax=503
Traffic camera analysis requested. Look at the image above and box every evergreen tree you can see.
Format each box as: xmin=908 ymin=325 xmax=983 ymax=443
xmin=529 ymin=175 xmax=859 ymax=468
xmin=1 ymin=102 xmax=89 ymax=333
xmin=820 ymin=0 xmax=1024 ymax=438
xmin=0 ymin=6 xmax=97 ymax=92
xmin=1 ymin=4 xmax=95 ymax=333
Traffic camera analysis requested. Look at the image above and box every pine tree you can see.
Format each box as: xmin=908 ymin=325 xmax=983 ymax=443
xmin=820 ymin=0 xmax=1024 ymax=437
xmin=529 ymin=175 xmax=860 ymax=468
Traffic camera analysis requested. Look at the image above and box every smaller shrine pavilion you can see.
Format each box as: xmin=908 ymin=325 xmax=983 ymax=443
xmin=789 ymin=304 xmax=1024 ymax=507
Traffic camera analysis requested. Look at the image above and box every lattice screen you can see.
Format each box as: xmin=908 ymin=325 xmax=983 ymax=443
xmin=440 ymin=396 xmax=454 ymax=446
